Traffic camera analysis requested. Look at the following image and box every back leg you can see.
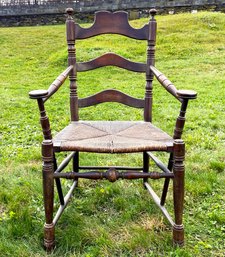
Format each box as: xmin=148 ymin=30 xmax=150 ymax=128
xmin=73 ymin=151 xmax=79 ymax=187
xmin=143 ymin=151 xmax=149 ymax=188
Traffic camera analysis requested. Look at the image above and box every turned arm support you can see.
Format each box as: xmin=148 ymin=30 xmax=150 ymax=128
xmin=150 ymin=65 xmax=197 ymax=102
xmin=173 ymin=91 xmax=197 ymax=139
xmin=29 ymin=65 xmax=73 ymax=102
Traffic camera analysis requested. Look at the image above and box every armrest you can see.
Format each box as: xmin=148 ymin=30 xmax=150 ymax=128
xmin=29 ymin=89 xmax=48 ymax=99
xmin=177 ymin=89 xmax=197 ymax=100
xmin=28 ymin=65 xmax=73 ymax=101
xmin=150 ymin=65 xmax=197 ymax=101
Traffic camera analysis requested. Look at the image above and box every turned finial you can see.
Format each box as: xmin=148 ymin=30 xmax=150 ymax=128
xmin=66 ymin=8 xmax=74 ymax=19
xmin=150 ymin=9 xmax=157 ymax=19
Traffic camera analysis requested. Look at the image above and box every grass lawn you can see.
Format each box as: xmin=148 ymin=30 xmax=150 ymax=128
xmin=0 ymin=11 xmax=225 ymax=256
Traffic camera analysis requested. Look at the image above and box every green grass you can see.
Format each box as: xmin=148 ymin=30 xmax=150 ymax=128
xmin=0 ymin=11 xmax=225 ymax=256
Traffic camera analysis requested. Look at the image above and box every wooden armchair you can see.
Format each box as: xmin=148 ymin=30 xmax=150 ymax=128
xmin=29 ymin=8 xmax=197 ymax=251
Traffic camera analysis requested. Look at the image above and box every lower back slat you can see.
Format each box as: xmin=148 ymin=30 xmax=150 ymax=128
xmin=78 ymin=89 xmax=144 ymax=108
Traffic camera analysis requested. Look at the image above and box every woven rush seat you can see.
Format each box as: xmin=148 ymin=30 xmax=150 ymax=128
xmin=53 ymin=121 xmax=173 ymax=153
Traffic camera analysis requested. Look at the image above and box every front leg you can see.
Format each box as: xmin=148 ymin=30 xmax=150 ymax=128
xmin=42 ymin=140 xmax=55 ymax=251
xmin=173 ymin=139 xmax=185 ymax=246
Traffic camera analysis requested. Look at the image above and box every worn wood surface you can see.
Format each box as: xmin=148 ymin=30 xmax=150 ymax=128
xmin=78 ymin=89 xmax=144 ymax=108
xmin=54 ymin=169 xmax=174 ymax=181
xmin=75 ymin=11 xmax=149 ymax=40
xmin=28 ymin=8 xmax=198 ymax=251
xmin=77 ymin=53 xmax=146 ymax=72
xmin=144 ymin=9 xmax=157 ymax=122
xmin=173 ymin=139 xmax=185 ymax=246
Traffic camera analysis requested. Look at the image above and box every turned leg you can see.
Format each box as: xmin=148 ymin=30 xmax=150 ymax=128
xmin=54 ymin=153 xmax=64 ymax=205
xmin=160 ymin=153 xmax=173 ymax=205
xmin=173 ymin=139 xmax=185 ymax=246
xmin=73 ymin=151 xmax=79 ymax=187
xmin=42 ymin=140 xmax=55 ymax=251
xmin=143 ymin=151 xmax=149 ymax=188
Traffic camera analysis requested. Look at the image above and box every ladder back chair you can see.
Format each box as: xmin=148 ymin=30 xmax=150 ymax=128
xmin=29 ymin=8 xmax=197 ymax=251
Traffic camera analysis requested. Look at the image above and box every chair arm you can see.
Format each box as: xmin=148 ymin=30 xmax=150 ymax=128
xmin=150 ymin=65 xmax=197 ymax=101
xmin=29 ymin=65 xmax=74 ymax=101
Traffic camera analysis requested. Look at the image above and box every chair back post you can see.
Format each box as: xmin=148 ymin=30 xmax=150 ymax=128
xmin=144 ymin=9 xmax=157 ymax=122
xmin=66 ymin=8 xmax=79 ymax=121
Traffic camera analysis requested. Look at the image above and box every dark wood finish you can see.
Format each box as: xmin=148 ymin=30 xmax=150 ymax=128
xmin=143 ymin=151 xmax=149 ymax=184
xmin=75 ymin=11 xmax=149 ymax=40
xmin=160 ymin=99 xmax=187 ymax=206
xmin=54 ymin=169 xmax=174 ymax=181
xmin=150 ymin=66 xmax=197 ymax=102
xmin=37 ymin=99 xmax=52 ymax=140
xmin=77 ymin=53 xmax=146 ymax=72
xmin=78 ymin=89 xmax=144 ymax=108
xmin=29 ymin=65 xmax=73 ymax=103
xmin=29 ymin=8 xmax=197 ymax=251
xmin=148 ymin=150 xmax=172 ymax=206
xmin=160 ymin=153 xmax=174 ymax=206
xmin=53 ymin=154 xmax=64 ymax=206
xmin=160 ymin=89 xmax=197 ymax=205
xmin=177 ymin=90 xmax=197 ymax=99
xmin=29 ymin=89 xmax=48 ymax=99
xmin=144 ymin=9 xmax=157 ymax=122
xmin=173 ymin=99 xmax=189 ymax=140
xmin=173 ymin=139 xmax=185 ymax=246
xmin=73 ymin=151 xmax=79 ymax=186
xmin=66 ymin=8 xmax=79 ymax=121
xmin=73 ymin=151 xmax=79 ymax=173
xmin=44 ymin=65 xmax=73 ymax=102
xmin=150 ymin=65 xmax=181 ymax=101
xmin=42 ymin=140 xmax=55 ymax=251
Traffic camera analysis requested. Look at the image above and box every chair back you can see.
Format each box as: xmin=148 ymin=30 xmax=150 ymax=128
xmin=66 ymin=8 xmax=157 ymax=122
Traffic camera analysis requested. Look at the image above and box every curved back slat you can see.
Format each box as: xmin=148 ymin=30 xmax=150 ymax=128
xmin=77 ymin=53 xmax=146 ymax=72
xmin=75 ymin=11 xmax=149 ymax=40
xmin=78 ymin=89 xmax=145 ymax=108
